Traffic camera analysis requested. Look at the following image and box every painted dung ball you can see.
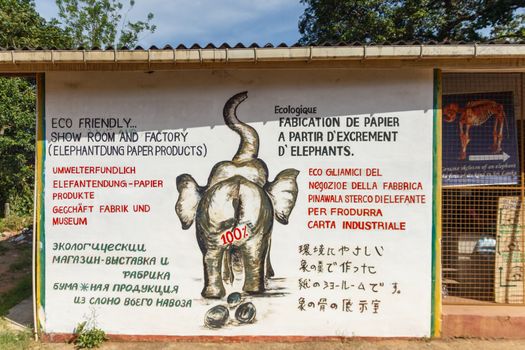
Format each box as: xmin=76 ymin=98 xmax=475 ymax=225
xmin=235 ymin=302 xmax=256 ymax=324
xmin=227 ymin=292 xmax=242 ymax=307
xmin=204 ymin=305 xmax=229 ymax=328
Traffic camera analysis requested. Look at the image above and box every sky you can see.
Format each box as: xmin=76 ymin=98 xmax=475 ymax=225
xmin=34 ymin=0 xmax=307 ymax=48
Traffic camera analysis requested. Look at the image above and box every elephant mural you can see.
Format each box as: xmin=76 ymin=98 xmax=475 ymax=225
xmin=175 ymin=91 xmax=299 ymax=299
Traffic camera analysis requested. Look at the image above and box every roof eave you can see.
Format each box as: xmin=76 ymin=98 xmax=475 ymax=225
xmin=0 ymin=45 xmax=524 ymax=71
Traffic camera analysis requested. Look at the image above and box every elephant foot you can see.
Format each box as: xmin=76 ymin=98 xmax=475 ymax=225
xmin=201 ymin=284 xmax=226 ymax=299
xmin=243 ymin=281 xmax=265 ymax=295
xmin=243 ymin=287 xmax=265 ymax=295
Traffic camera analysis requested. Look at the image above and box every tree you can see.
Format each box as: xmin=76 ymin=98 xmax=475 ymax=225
xmin=492 ymin=12 xmax=525 ymax=41
xmin=0 ymin=77 xmax=37 ymax=216
xmin=55 ymin=0 xmax=156 ymax=48
xmin=0 ymin=0 xmax=71 ymax=48
xmin=298 ymin=0 xmax=525 ymax=44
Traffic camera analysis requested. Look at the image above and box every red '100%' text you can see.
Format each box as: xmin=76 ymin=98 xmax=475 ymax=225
xmin=221 ymin=226 xmax=249 ymax=245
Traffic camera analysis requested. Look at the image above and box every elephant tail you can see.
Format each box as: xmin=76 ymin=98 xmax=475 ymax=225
xmin=223 ymin=91 xmax=259 ymax=163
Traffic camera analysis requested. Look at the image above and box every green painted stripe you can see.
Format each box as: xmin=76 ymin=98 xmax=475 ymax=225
xmin=431 ymin=69 xmax=441 ymax=337
xmin=39 ymin=74 xmax=46 ymax=310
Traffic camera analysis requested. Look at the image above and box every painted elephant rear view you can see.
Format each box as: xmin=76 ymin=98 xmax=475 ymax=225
xmin=175 ymin=92 xmax=299 ymax=299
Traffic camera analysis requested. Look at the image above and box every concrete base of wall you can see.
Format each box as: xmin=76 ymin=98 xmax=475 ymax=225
xmin=442 ymin=304 xmax=525 ymax=338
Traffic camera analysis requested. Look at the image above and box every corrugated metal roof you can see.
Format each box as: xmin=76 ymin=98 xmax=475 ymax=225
xmin=1 ymin=40 xmax=524 ymax=51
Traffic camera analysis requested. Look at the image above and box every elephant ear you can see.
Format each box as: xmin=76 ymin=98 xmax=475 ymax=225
xmin=265 ymin=169 xmax=299 ymax=225
xmin=175 ymin=174 xmax=202 ymax=230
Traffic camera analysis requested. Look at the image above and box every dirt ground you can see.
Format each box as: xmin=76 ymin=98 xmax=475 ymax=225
xmin=26 ymin=339 xmax=525 ymax=349
xmin=0 ymin=238 xmax=31 ymax=293
xmin=0 ymin=229 xmax=32 ymax=312
xmin=0 ymin=244 xmax=21 ymax=294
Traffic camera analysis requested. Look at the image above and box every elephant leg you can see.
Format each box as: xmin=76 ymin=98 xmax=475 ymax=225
xmin=241 ymin=236 xmax=268 ymax=294
xmin=201 ymin=248 xmax=226 ymax=299
xmin=494 ymin=114 xmax=504 ymax=153
xmin=459 ymin=122 xmax=468 ymax=160
xmin=265 ymin=238 xmax=275 ymax=279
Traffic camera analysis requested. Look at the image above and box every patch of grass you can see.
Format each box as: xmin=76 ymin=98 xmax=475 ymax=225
xmin=0 ymin=275 xmax=32 ymax=316
xmin=0 ymin=319 xmax=32 ymax=350
xmin=74 ymin=321 xmax=107 ymax=349
xmin=8 ymin=247 xmax=32 ymax=273
xmin=0 ymin=215 xmax=32 ymax=233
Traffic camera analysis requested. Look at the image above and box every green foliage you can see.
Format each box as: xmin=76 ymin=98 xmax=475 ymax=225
xmin=299 ymin=0 xmax=525 ymax=44
xmin=74 ymin=320 xmax=106 ymax=349
xmin=0 ymin=0 xmax=157 ymax=49
xmin=493 ymin=13 xmax=525 ymax=40
xmin=0 ymin=275 xmax=32 ymax=316
xmin=0 ymin=0 xmax=71 ymax=48
xmin=56 ymin=0 xmax=156 ymax=48
xmin=0 ymin=215 xmax=32 ymax=232
xmin=0 ymin=77 xmax=36 ymax=217
xmin=0 ymin=320 xmax=32 ymax=350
